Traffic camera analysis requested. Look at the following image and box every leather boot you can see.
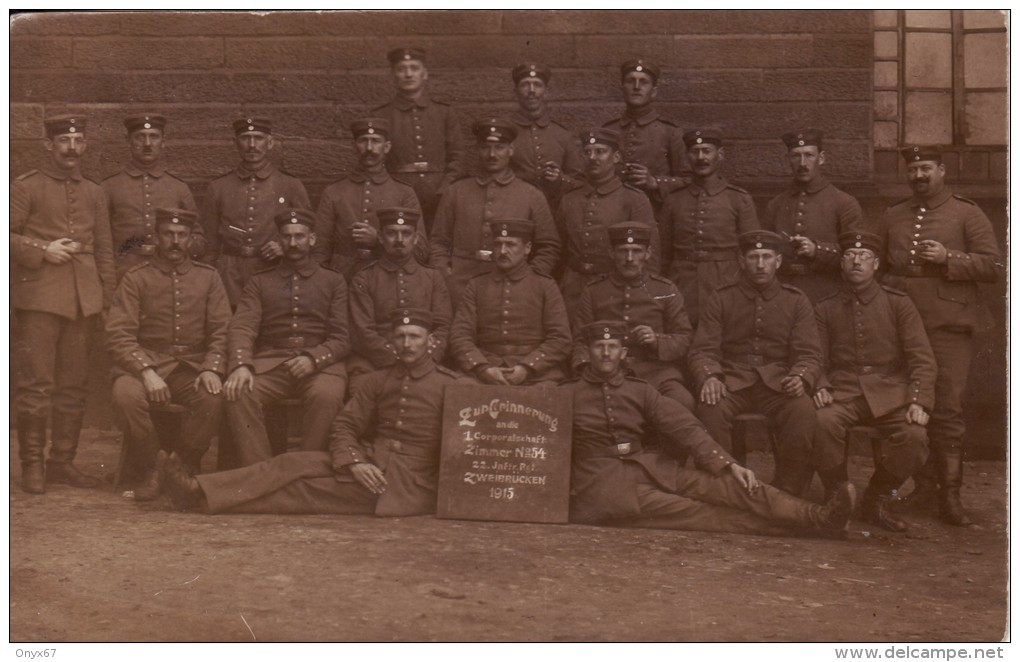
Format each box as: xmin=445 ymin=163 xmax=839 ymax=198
xmin=758 ymin=480 xmax=856 ymax=534
xmin=818 ymin=463 xmax=848 ymax=503
xmin=178 ymin=447 xmax=207 ymax=475
xmin=17 ymin=414 xmax=47 ymax=495
xmin=772 ymin=459 xmax=814 ymax=498
xmin=815 ymin=482 xmax=857 ymax=531
xmin=161 ymin=451 xmax=207 ymax=512
xmin=47 ymin=412 xmax=100 ymax=489
xmin=133 ymin=452 xmax=166 ymax=502
xmin=862 ymin=467 xmax=907 ymax=532
xmin=896 ymin=454 xmax=939 ymax=513
xmin=939 ymin=450 xmax=972 ymax=526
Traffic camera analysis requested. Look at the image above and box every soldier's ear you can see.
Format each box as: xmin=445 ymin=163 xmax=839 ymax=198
xmin=619 ymin=345 xmax=629 ymax=361
xmin=774 ymin=252 xmax=783 ymax=268
xmin=717 ymin=146 xmax=726 ymax=161
xmin=44 ymin=138 xmax=55 ymax=153
xmin=612 ymin=150 xmax=622 ymax=164
xmin=818 ymin=150 xmax=826 ymax=166
xmin=267 ymin=135 xmax=275 ymax=150
xmin=308 ymin=232 xmax=317 ymax=247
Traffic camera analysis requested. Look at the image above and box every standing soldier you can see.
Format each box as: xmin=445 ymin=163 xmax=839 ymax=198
xmin=507 ymin=62 xmax=584 ymax=210
xmin=374 ymin=47 xmax=465 ymax=234
xmin=430 ymin=118 xmax=560 ymax=305
xmin=659 ymin=128 xmax=759 ymax=324
xmin=106 ymin=209 xmax=230 ymax=500
xmin=312 ymin=117 xmax=427 ymax=283
xmin=602 ymin=59 xmax=685 ymax=199
xmin=878 ymin=146 xmax=1002 ymax=526
xmin=102 ymin=113 xmax=203 ymax=280
xmin=201 ymin=117 xmax=310 ymax=306
xmin=762 ymin=129 xmax=864 ymax=302
xmin=223 ymin=209 xmax=350 ymax=466
xmin=11 ymin=114 xmax=115 ymax=493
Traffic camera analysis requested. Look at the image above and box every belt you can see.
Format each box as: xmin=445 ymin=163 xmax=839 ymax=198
xmin=725 ymin=353 xmax=767 ymax=366
xmin=676 ymin=248 xmax=737 ymax=262
xmin=222 ymin=245 xmax=260 ymax=258
xmin=141 ymin=341 xmax=205 ymax=355
xmin=258 ymin=335 xmax=322 ymax=350
xmin=375 ymin=438 xmax=434 ymax=459
xmin=835 ymin=364 xmax=897 ymax=376
xmin=393 ymin=162 xmax=440 ymax=174
xmin=452 ymin=247 xmax=494 ymax=262
xmin=575 ymin=441 xmax=642 ymax=459
xmin=889 ymin=264 xmax=943 ymax=278
xmin=566 ymin=254 xmax=613 ymax=275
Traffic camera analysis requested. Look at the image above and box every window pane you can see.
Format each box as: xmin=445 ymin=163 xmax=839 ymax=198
xmin=964 ymin=33 xmax=1007 ymax=88
xmin=905 ymin=33 xmax=953 ymax=88
xmin=875 ymin=31 xmax=898 ymax=58
xmin=874 ymin=61 xmax=899 ymax=88
xmin=904 ymin=91 xmax=952 ymax=144
xmin=874 ymin=10 xmax=899 ymax=28
xmin=904 ymin=10 xmax=951 ymax=28
xmin=964 ymin=91 xmax=1007 ymax=145
xmin=874 ymin=91 xmax=899 ymax=120
xmin=963 ymin=10 xmax=1007 ymax=29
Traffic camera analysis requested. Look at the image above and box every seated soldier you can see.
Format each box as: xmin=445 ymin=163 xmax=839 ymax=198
xmin=572 ymin=221 xmax=694 ymax=411
xmin=223 ymin=209 xmax=350 ymax=466
xmin=159 ymin=309 xmax=461 ymax=517
xmin=449 ymin=218 xmax=571 ymax=386
xmin=688 ymin=230 xmax=822 ymax=496
xmin=813 ymin=231 xmax=936 ymax=532
xmin=106 ymin=208 xmax=230 ymax=499
xmin=564 ymin=321 xmax=855 ymax=537
xmin=348 ymin=207 xmax=452 ymax=386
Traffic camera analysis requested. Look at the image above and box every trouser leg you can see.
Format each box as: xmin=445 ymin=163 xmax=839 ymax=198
xmin=813 ymin=398 xmax=868 ymax=497
xmin=13 ymin=309 xmax=62 ymax=420
xmin=632 ymin=479 xmax=794 ymax=537
xmin=111 ymin=375 xmax=160 ymax=473
xmin=166 ymin=367 xmax=223 ymax=471
xmin=927 ymin=329 xmax=974 ymax=526
xmin=695 ymin=388 xmax=752 ymax=455
xmin=297 ymin=372 xmax=346 ymax=452
xmin=869 ymin=406 xmax=929 ymax=486
xmin=225 ymin=365 xmax=291 ymax=466
xmin=758 ymin=386 xmax=816 ymax=495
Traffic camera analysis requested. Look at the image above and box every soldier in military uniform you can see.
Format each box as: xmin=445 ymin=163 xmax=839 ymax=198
xmin=223 ymin=209 xmax=349 ymax=466
xmin=430 ymin=118 xmax=560 ymax=305
xmin=761 ymin=129 xmax=864 ymax=302
xmin=688 ymin=231 xmax=822 ymax=495
xmin=348 ymin=207 xmax=452 ymax=384
xmin=102 ymin=113 xmax=203 ymax=280
xmin=878 ymin=146 xmax=1002 ymax=526
xmin=556 ymin=128 xmax=659 ymax=320
xmin=373 ymin=47 xmax=465 ymax=234
xmin=106 ymin=208 xmax=230 ymax=500
xmin=602 ymin=59 xmax=686 ymax=198
xmin=572 ymin=222 xmax=694 ymax=411
xmin=507 ymin=62 xmax=584 ymax=210
xmin=11 ymin=115 xmax=115 ymax=493
xmin=159 ymin=309 xmax=461 ymax=517
xmin=812 ymin=231 xmax=936 ymax=532
xmin=658 ymin=128 xmax=760 ymax=324
xmin=200 ymin=117 xmax=311 ymax=306
xmin=565 ymin=321 xmax=855 ymax=537
xmin=449 ymin=219 xmax=571 ymax=386
xmin=312 ymin=117 xmax=427 ymax=283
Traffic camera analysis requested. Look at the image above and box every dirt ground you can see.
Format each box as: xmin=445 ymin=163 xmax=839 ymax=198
xmin=9 ymin=429 xmax=1008 ymax=643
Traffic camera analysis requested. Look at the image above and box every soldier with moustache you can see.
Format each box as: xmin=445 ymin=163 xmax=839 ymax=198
xmin=312 ymin=117 xmax=427 ymax=283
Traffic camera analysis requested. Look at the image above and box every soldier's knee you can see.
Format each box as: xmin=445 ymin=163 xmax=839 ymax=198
xmin=111 ymin=377 xmax=147 ymax=409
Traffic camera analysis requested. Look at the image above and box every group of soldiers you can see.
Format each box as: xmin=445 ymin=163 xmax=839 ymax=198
xmin=11 ymin=48 xmax=1002 ymax=539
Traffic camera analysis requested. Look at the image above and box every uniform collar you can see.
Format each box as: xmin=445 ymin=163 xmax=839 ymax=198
xmin=737 ymin=273 xmax=782 ymax=300
xmin=124 ymin=162 xmax=166 ymax=178
xmin=491 ymin=260 xmax=531 ymax=282
xmin=276 ymin=259 xmax=319 ymax=278
xmin=149 ymin=255 xmax=194 ymax=274
xmin=234 ymin=162 xmax=275 ymax=180
xmin=586 ymin=176 xmax=623 ymax=196
xmin=791 ymin=175 xmax=829 ymax=194
xmin=39 ymin=163 xmax=82 ymax=181
xmin=379 ymin=255 xmax=418 ymax=273
xmin=911 ymin=187 xmax=953 ymax=210
xmin=689 ymin=173 xmax=727 ymax=196
xmin=348 ymin=169 xmax=391 ymax=185
xmin=509 ymin=110 xmax=550 ymax=128
xmin=581 ymin=364 xmax=626 ymax=386
xmin=396 ymin=355 xmax=435 ymax=379
xmin=619 ymin=106 xmax=660 ymax=127
xmin=840 ymin=279 xmax=880 ymax=304
xmin=392 ymin=93 xmax=432 ymax=111
xmin=475 ymin=170 xmax=516 ymax=186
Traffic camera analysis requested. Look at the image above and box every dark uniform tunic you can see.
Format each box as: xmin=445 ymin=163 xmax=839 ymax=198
xmin=508 ymin=110 xmax=584 ymax=209
xmin=449 ymin=261 xmax=571 ymax=384
xmin=225 ymin=261 xmax=349 ymax=465
xmin=311 ymin=170 xmax=427 ymax=282
xmin=762 ymin=177 xmax=863 ymax=302
xmin=11 ymin=165 xmax=115 ymax=422
xmin=813 ymin=280 xmax=936 ymax=480
xmin=603 ymin=108 xmax=686 ymax=189
xmin=373 ymin=94 xmax=464 ymax=229
xmin=878 ymin=187 xmax=1001 ymax=454
xmin=573 ymin=272 xmax=693 ymax=409
xmin=564 ymin=367 xmax=828 ymax=535
xmin=106 ymin=256 xmax=230 ymax=467
xmin=659 ymin=174 xmax=759 ymax=324
xmin=688 ymin=275 xmax=821 ymax=467
xmin=200 ymin=163 xmax=310 ymax=306
xmin=102 ymin=164 xmax=203 ymax=280
xmin=348 ymin=255 xmax=453 ymax=377
xmin=196 ymin=359 xmax=460 ymax=517
xmin=430 ymin=171 xmax=560 ymax=305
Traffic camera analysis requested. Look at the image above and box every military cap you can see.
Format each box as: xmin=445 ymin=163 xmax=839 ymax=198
xmin=838 ymin=231 xmax=882 ymax=255
xmin=738 ymin=230 xmax=784 ymax=254
xmin=580 ymin=127 xmax=620 ymax=151
xmin=473 ymin=117 xmax=518 ymax=143
xmin=376 ymin=206 xmax=420 ymax=228
xmin=273 ymin=208 xmax=316 ymax=230
xmin=350 ymin=117 xmax=390 ymax=139
xmin=387 ymin=46 xmax=426 ymax=65
xmin=154 ymin=207 xmax=198 ymax=229
xmin=581 ymin=320 xmax=629 ymax=343
xmin=900 ymin=145 xmax=942 ymax=163
xmin=124 ymin=113 xmax=167 ymax=134
xmin=44 ymin=115 xmax=86 ymax=138
xmin=782 ymin=128 xmax=823 ymax=150
xmin=682 ymin=128 xmax=724 ymax=149
xmin=233 ymin=116 xmax=272 ymax=136
xmin=620 ymin=59 xmax=660 ymax=84
xmin=390 ymin=307 xmax=434 ymax=331
xmin=490 ymin=218 xmax=534 ymax=240
xmin=512 ymin=62 xmax=551 ymax=84
xmin=607 ymin=222 xmax=652 ymax=247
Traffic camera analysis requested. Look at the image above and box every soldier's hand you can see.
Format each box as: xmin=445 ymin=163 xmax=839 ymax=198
xmin=260 ymin=240 xmax=284 ymax=261
xmin=141 ymin=368 xmax=171 ymax=404
xmin=194 ymin=371 xmax=223 ymax=395
xmin=351 ymin=222 xmax=379 ymax=248
xmin=781 ymin=375 xmax=807 ymax=398
xmin=813 ymin=388 xmax=834 ymax=409
xmin=906 ymin=403 xmax=930 ymax=426
xmin=624 ymin=163 xmax=658 ymax=190
xmin=478 ymin=367 xmax=510 ymax=385
xmin=918 ymin=240 xmax=948 ymax=264
xmin=43 ymin=238 xmax=76 ymax=265
xmin=792 ymin=235 xmax=817 ymax=259
xmin=728 ymin=463 xmax=760 ymax=495
xmin=632 ymin=324 xmax=658 ymax=348
xmin=540 ymin=160 xmax=561 ymax=183
xmin=503 ymin=365 xmax=529 ymax=385
xmin=224 ymin=366 xmax=255 ymax=401
xmin=349 ymin=462 xmax=387 ymax=495
xmin=285 ymin=355 xmax=316 ymax=379
xmin=700 ymin=376 xmax=728 ymax=405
